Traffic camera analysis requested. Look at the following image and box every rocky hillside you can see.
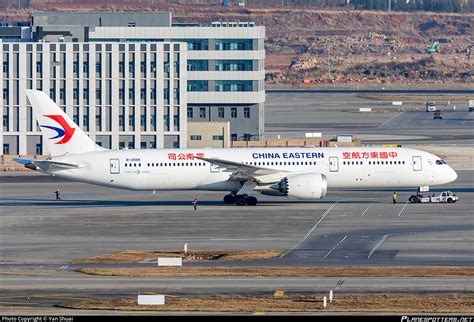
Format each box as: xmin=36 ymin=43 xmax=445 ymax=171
xmin=2 ymin=4 xmax=473 ymax=87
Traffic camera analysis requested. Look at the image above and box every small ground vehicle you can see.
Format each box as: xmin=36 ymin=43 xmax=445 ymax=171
xmin=469 ymin=100 xmax=474 ymax=112
xmin=426 ymin=101 xmax=436 ymax=112
xmin=409 ymin=191 xmax=458 ymax=203
xmin=433 ymin=110 xmax=442 ymax=119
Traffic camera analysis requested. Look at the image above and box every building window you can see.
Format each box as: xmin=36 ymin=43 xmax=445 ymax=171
xmin=187 ymin=60 xmax=208 ymax=71
xmin=231 ymin=107 xmax=237 ymax=118
xmin=2 ymin=89 xmax=8 ymax=104
xmin=213 ymin=135 xmax=224 ymax=141
xmin=231 ymin=134 xmax=238 ymax=141
xmin=2 ymin=109 xmax=9 ymax=131
xmin=3 ymin=144 xmax=9 ymax=155
xmin=244 ymin=107 xmax=250 ymax=118
xmin=187 ymin=80 xmax=208 ymax=92
xmin=187 ymin=107 xmax=193 ymax=118
xmin=218 ymin=107 xmax=225 ymax=118
xmin=199 ymin=107 xmax=206 ymax=119
xmin=190 ymin=135 xmax=202 ymax=141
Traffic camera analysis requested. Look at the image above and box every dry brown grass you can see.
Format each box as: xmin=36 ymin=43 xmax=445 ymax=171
xmin=58 ymin=294 xmax=474 ymax=313
xmin=356 ymin=94 xmax=474 ymax=101
xmin=77 ymin=266 xmax=474 ymax=278
xmin=71 ymin=250 xmax=283 ymax=264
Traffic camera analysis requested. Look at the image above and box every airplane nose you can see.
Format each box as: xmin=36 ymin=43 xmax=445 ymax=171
xmin=450 ymin=168 xmax=458 ymax=182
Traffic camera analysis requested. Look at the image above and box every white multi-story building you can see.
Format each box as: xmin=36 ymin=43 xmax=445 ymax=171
xmin=1 ymin=41 xmax=187 ymax=154
xmin=0 ymin=12 xmax=265 ymax=155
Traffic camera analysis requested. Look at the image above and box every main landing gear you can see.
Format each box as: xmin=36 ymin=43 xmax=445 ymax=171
xmin=223 ymin=194 xmax=258 ymax=206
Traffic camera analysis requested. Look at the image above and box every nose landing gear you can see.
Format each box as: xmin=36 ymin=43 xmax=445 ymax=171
xmin=223 ymin=194 xmax=258 ymax=206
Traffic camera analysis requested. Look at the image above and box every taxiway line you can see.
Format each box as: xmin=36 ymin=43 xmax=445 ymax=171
xmin=279 ymin=201 xmax=339 ymax=259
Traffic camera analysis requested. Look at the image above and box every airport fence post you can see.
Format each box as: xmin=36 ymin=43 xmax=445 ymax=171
xmin=323 ymin=296 xmax=327 ymax=309
xmin=184 ymin=243 xmax=188 ymax=254
xmin=329 ymin=290 xmax=333 ymax=303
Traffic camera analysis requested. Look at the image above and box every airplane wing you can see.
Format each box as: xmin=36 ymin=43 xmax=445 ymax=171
xmin=14 ymin=158 xmax=79 ymax=172
xmin=196 ymin=157 xmax=290 ymax=184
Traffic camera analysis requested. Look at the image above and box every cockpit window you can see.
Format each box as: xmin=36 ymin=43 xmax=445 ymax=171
xmin=436 ymin=160 xmax=447 ymax=165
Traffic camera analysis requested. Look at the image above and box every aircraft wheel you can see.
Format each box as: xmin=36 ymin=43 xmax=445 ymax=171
xmin=245 ymin=196 xmax=258 ymax=206
xmin=223 ymin=194 xmax=235 ymax=204
xmin=234 ymin=195 xmax=247 ymax=206
xmin=409 ymin=195 xmax=419 ymax=203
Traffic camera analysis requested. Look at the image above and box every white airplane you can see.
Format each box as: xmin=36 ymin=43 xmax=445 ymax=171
xmin=15 ymin=90 xmax=457 ymax=206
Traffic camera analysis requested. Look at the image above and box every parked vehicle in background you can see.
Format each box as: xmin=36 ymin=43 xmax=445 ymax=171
xmin=426 ymin=101 xmax=436 ymax=112
xmin=469 ymin=100 xmax=474 ymax=112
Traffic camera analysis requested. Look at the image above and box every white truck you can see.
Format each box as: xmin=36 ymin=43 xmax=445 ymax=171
xmin=409 ymin=191 xmax=459 ymax=203
xmin=469 ymin=100 xmax=474 ymax=112
xmin=426 ymin=101 xmax=436 ymax=112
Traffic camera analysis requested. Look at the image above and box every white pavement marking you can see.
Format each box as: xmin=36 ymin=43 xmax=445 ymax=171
xmin=378 ymin=111 xmax=405 ymax=129
xmin=368 ymin=234 xmax=389 ymax=259
xmin=361 ymin=203 xmax=373 ymax=216
xmin=323 ymin=235 xmax=348 ymax=259
xmin=279 ymin=201 xmax=339 ymax=259
xmin=397 ymin=202 xmax=409 ymax=217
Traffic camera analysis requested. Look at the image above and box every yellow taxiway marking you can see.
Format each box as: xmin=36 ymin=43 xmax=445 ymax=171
xmin=254 ymin=312 xmax=266 ymax=315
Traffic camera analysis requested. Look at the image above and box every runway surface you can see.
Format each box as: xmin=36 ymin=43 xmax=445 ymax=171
xmin=0 ymin=170 xmax=473 ymax=313
xmin=265 ymin=92 xmax=474 ymax=145
xmin=1 ymin=171 xmax=472 ymax=267
xmin=1 ymin=91 xmax=473 ymax=314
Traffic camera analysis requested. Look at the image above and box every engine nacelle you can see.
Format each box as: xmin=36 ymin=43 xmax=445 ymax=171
xmin=274 ymin=173 xmax=327 ymax=200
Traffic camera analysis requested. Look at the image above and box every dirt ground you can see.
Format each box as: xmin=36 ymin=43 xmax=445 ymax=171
xmin=72 ymin=249 xmax=283 ymax=264
xmin=1 ymin=5 xmax=472 ymax=87
xmin=77 ymin=266 xmax=474 ymax=278
xmin=356 ymin=94 xmax=474 ymax=102
xmin=58 ymin=294 xmax=474 ymax=313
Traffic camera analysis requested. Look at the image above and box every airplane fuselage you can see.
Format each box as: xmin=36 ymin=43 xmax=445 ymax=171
xmin=48 ymin=147 xmax=457 ymax=193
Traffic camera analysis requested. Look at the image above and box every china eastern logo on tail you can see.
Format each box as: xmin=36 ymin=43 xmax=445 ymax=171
xmin=40 ymin=115 xmax=75 ymax=144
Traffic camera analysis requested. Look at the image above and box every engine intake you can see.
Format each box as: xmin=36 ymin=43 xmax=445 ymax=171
xmin=275 ymin=173 xmax=327 ymax=200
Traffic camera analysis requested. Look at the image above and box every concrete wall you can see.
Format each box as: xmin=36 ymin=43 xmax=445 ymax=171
xmin=187 ymin=121 xmax=230 ymax=148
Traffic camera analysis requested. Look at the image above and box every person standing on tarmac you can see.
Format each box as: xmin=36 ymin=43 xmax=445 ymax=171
xmin=392 ymin=192 xmax=397 ymax=204
xmin=55 ymin=188 xmax=61 ymax=201
xmin=192 ymin=198 xmax=198 ymax=212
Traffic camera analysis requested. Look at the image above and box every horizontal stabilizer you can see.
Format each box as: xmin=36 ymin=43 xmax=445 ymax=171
xmin=13 ymin=158 xmax=78 ymax=172
xmin=13 ymin=158 xmax=34 ymax=165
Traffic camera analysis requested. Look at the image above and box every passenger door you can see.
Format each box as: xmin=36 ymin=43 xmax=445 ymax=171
xmin=110 ymin=158 xmax=120 ymax=174
xmin=412 ymin=156 xmax=422 ymax=171
xmin=210 ymin=157 xmax=220 ymax=173
xmin=329 ymin=156 xmax=339 ymax=172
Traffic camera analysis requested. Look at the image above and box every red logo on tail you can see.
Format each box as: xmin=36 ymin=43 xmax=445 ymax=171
xmin=41 ymin=115 xmax=75 ymax=144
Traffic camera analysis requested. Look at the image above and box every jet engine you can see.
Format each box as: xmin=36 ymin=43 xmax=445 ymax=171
xmin=273 ymin=173 xmax=327 ymax=200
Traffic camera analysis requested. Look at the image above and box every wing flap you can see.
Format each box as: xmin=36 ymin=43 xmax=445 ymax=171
xmin=197 ymin=156 xmax=289 ymax=184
